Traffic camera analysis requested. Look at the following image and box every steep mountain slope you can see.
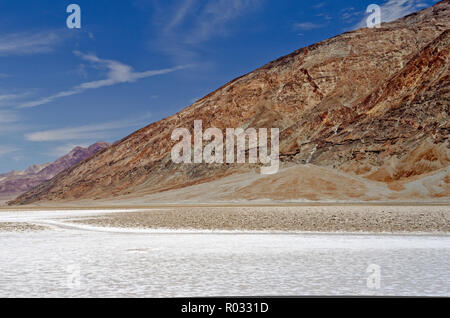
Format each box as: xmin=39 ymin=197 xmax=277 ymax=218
xmin=10 ymin=1 xmax=450 ymax=205
xmin=0 ymin=142 xmax=109 ymax=200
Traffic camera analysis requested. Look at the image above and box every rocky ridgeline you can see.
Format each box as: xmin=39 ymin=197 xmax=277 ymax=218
xmin=1 ymin=142 xmax=109 ymax=200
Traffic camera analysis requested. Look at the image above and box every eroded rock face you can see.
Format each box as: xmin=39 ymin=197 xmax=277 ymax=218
xmin=10 ymin=1 xmax=450 ymax=205
xmin=1 ymin=142 xmax=109 ymax=200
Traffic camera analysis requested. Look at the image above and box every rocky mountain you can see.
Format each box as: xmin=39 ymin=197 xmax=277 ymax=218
xmin=1 ymin=142 xmax=110 ymax=200
xmin=10 ymin=1 xmax=450 ymax=205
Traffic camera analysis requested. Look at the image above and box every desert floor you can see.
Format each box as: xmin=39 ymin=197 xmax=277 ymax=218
xmin=0 ymin=204 xmax=449 ymax=233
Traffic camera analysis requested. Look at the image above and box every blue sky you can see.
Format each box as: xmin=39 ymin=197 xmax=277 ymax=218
xmin=0 ymin=0 xmax=439 ymax=172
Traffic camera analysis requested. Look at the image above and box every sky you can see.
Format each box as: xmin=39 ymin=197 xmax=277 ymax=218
xmin=0 ymin=0 xmax=439 ymax=172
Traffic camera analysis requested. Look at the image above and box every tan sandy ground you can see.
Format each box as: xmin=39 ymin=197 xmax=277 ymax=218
xmin=0 ymin=199 xmax=11 ymax=207
xmin=5 ymin=164 xmax=449 ymax=207
xmin=0 ymin=222 xmax=47 ymax=232
xmin=69 ymin=205 xmax=450 ymax=233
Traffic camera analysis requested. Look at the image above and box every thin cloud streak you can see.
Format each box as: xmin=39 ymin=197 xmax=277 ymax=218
xmin=0 ymin=110 xmax=19 ymax=124
xmin=153 ymin=0 xmax=261 ymax=62
xmin=293 ymin=22 xmax=325 ymax=31
xmin=18 ymin=51 xmax=192 ymax=108
xmin=0 ymin=109 xmax=28 ymax=136
xmin=184 ymin=0 xmax=260 ymax=45
xmin=0 ymin=92 xmax=31 ymax=107
xmin=0 ymin=31 xmax=61 ymax=56
xmin=25 ymin=115 xmax=152 ymax=142
xmin=164 ymin=0 xmax=196 ymax=32
xmin=0 ymin=145 xmax=19 ymax=157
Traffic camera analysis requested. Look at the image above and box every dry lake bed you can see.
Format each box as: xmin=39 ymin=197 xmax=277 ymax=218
xmin=0 ymin=207 xmax=449 ymax=297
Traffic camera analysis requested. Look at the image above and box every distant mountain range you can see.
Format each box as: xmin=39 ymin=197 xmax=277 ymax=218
xmin=9 ymin=1 xmax=450 ymax=205
xmin=0 ymin=142 xmax=109 ymax=200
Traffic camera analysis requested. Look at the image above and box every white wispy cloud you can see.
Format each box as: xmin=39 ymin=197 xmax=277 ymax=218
xmin=153 ymin=0 xmax=261 ymax=62
xmin=0 ymin=94 xmax=21 ymax=103
xmin=184 ymin=0 xmax=260 ymax=45
xmin=0 ymin=109 xmax=19 ymax=124
xmin=0 ymin=145 xmax=19 ymax=157
xmin=0 ymin=110 xmax=25 ymax=159
xmin=293 ymin=22 xmax=325 ymax=31
xmin=164 ymin=0 xmax=196 ymax=32
xmin=312 ymin=2 xmax=326 ymax=9
xmin=355 ymin=0 xmax=431 ymax=28
xmin=0 ymin=109 xmax=29 ymax=136
xmin=0 ymin=31 xmax=62 ymax=56
xmin=18 ymin=51 xmax=191 ymax=108
xmin=0 ymin=92 xmax=31 ymax=107
xmin=341 ymin=7 xmax=364 ymax=24
xmin=316 ymin=13 xmax=333 ymax=21
xmin=25 ymin=115 xmax=151 ymax=142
